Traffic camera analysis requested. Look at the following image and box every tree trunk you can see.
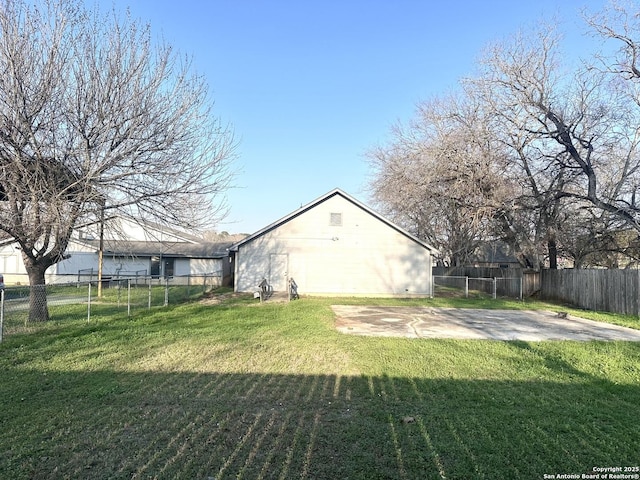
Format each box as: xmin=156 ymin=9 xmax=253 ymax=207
xmin=548 ymin=238 xmax=558 ymax=270
xmin=25 ymin=262 xmax=50 ymax=322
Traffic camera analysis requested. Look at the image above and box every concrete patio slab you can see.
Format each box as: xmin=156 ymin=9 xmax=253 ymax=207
xmin=331 ymin=306 xmax=640 ymax=341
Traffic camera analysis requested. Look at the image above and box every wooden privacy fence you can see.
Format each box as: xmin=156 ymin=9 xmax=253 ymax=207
xmin=434 ymin=266 xmax=640 ymax=315
xmin=540 ymin=269 xmax=640 ymax=316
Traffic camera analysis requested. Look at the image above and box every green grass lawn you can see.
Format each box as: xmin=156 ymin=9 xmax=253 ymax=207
xmin=1 ymin=293 xmax=639 ymax=479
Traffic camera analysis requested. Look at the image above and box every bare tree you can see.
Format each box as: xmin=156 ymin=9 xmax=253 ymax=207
xmin=475 ymin=18 xmax=640 ymax=240
xmin=367 ymin=94 xmax=509 ymax=266
xmin=587 ymin=1 xmax=640 ymax=80
xmin=368 ymin=24 xmax=611 ymax=270
xmin=464 ymin=22 xmax=640 ymax=268
xmin=368 ymin=5 xmax=640 ymax=271
xmin=0 ymin=0 xmax=235 ymax=321
xmin=562 ymin=207 xmax=640 ymax=268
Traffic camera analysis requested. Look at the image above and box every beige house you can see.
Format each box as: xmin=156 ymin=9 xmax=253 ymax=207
xmin=231 ymin=188 xmax=437 ymax=297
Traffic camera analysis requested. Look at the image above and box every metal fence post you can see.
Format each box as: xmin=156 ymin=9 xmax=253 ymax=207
xmin=148 ymin=280 xmax=152 ymax=310
xmin=164 ymin=278 xmax=169 ymax=307
xmin=519 ymin=277 xmax=523 ymax=301
xmin=1 ymin=289 xmax=4 ymax=343
xmin=87 ymin=281 xmax=92 ymax=323
xmin=493 ymin=277 xmax=497 ymax=299
xmin=127 ymin=279 xmax=131 ymax=317
xmin=465 ymin=277 xmax=469 ymax=298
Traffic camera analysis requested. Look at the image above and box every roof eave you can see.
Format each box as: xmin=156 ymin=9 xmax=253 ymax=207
xmin=230 ymin=188 xmax=439 ymax=255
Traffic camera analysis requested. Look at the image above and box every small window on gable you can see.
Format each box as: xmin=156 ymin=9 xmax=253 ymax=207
xmin=330 ymin=212 xmax=342 ymax=226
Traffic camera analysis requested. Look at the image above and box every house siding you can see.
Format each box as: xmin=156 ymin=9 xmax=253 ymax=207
xmin=54 ymin=251 xmax=150 ymax=276
xmin=0 ymin=217 xmax=233 ymax=285
xmin=0 ymin=245 xmax=26 ymax=284
xmin=235 ymin=193 xmax=433 ymax=296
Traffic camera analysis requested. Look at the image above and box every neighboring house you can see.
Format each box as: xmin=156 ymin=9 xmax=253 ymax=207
xmin=230 ymin=188 xmax=438 ymax=297
xmin=0 ymin=217 xmax=234 ymax=286
xmin=469 ymin=242 xmax=522 ymax=269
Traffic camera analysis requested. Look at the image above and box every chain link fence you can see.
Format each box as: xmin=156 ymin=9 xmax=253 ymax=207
xmin=0 ymin=274 xmax=221 ymax=341
xmin=433 ymin=275 xmax=525 ymax=299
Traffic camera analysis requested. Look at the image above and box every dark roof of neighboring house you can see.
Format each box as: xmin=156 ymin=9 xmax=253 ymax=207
xmin=78 ymin=239 xmax=233 ymax=259
xmin=230 ymin=188 xmax=438 ymax=254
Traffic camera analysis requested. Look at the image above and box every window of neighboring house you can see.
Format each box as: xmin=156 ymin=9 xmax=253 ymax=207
xmin=164 ymin=258 xmax=174 ymax=278
xmin=150 ymin=256 xmax=174 ymax=278
xmin=150 ymin=256 xmax=160 ymax=278
xmin=330 ymin=212 xmax=342 ymax=226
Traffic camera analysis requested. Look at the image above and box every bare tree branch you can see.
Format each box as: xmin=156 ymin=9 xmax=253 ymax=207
xmin=0 ymin=0 xmax=236 ymax=320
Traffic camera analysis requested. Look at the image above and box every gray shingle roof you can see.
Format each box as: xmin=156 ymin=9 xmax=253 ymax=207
xmin=79 ymin=239 xmax=233 ymax=258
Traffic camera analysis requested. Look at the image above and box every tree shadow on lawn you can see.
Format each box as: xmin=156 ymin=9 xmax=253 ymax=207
xmin=1 ymin=368 xmax=638 ymax=480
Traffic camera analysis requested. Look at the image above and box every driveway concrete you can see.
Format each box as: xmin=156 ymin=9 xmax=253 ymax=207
xmin=331 ymin=306 xmax=640 ymax=341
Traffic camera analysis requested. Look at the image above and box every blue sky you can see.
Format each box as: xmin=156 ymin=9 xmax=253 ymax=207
xmin=99 ymin=0 xmax=609 ymax=234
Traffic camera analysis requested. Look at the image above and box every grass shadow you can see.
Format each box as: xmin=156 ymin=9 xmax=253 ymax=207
xmin=1 ymin=369 xmax=638 ymax=479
